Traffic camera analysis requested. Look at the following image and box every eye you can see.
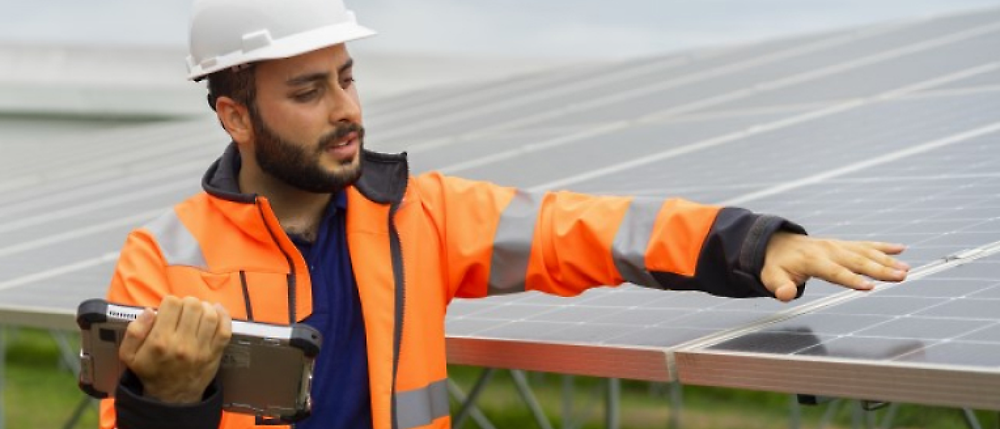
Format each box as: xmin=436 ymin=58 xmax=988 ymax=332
xmin=341 ymin=77 xmax=356 ymax=89
xmin=293 ymin=89 xmax=320 ymax=102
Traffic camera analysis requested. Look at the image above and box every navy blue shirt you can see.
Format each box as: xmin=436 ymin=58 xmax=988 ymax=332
xmin=289 ymin=192 xmax=372 ymax=429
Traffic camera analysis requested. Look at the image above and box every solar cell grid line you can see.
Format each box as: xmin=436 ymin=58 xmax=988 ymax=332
xmin=533 ymin=75 xmax=1000 ymax=195
xmin=0 ymin=226 xmax=148 ymax=284
xmin=699 ymin=31 xmax=1000 ymax=114
xmin=908 ymin=86 xmax=1000 ymax=106
xmin=0 ymin=135 xmax=225 ymax=220
xmin=2 ymin=118 xmax=221 ymax=179
xmin=0 ymin=189 xmax=172 ymax=245
xmin=675 ymin=241 xmax=1000 ymax=410
xmin=561 ymin=95 xmax=1000 ymax=214
xmin=0 ymin=118 xmax=213 ymax=182
xmin=0 ymin=161 xmax=207 ymax=221
xmin=368 ymin=19 xmax=916 ymax=150
xmin=0 ymin=257 xmax=118 ymax=330
xmin=0 ymin=209 xmax=162 ymax=260
xmin=413 ymin=63 xmax=1000 ymax=187
xmin=363 ymin=37 xmax=797 ymax=131
xmin=363 ymin=59 xmax=638 ymax=125
xmin=0 ymin=120 xmax=221 ymax=203
xmin=416 ymin=108 xmax=812 ymax=178
xmin=0 ymin=124 xmax=223 ymax=207
xmin=719 ymin=122 xmax=1000 ymax=207
xmin=928 ymin=68 xmax=1000 ymax=92
xmin=361 ymin=54 xmax=649 ymax=118
xmin=0 ymin=177 xmax=198 ymax=238
xmin=374 ymin=10 xmax=1000 ymax=152
xmin=512 ymin=20 xmax=1000 ymax=133
xmin=363 ymin=42 xmax=771 ymax=120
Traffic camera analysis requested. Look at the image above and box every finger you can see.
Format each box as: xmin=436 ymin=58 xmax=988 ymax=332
xmin=811 ymin=258 xmax=875 ymax=291
xmin=212 ymin=303 xmax=233 ymax=352
xmin=154 ymin=296 xmax=183 ymax=333
xmin=858 ymin=241 xmax=907 ymax=256
xmin=175 ymin=296 xmax=204 ymax=339
xmin=761 ymin=265 xmax=800 ymax=303
xmin=845 ymin=242 xmax=911 ymax=271
xmin=119 ymin=308 xmax=156 ymax=364
xmin=856 ymin=246 xmax=910 ymax=277
xmin=774 ymin=283 xmax=799 ymax=303
xmin=835 ymin=249 xmax=908 ymax=283
xmin=195 ymin=301 xmax=220 ymax=345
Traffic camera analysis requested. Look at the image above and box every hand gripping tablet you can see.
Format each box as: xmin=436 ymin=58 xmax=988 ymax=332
xmin=76 ymin=298 xmax=321 ymax=424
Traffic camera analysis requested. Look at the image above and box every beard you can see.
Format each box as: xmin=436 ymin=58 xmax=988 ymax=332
xmin=253 ymin=117 xmax=365 ymax=194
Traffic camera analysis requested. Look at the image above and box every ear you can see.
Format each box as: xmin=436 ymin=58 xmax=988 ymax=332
xmin=216 ymin=96 xmax=254 ymax=145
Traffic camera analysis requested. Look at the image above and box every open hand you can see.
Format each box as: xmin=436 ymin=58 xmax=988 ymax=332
xmin=118 ymin=296 xmax=232 ymax=404
xmin=762 ymin=232 xmax=909 ymax=302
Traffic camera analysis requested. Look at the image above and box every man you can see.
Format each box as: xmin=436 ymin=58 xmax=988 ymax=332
xmin=102 ymin=0 xmax=910 ymax=428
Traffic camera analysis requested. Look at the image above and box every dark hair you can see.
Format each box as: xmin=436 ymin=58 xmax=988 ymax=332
xmin=205 ymin=65 xmax=257 ymax=113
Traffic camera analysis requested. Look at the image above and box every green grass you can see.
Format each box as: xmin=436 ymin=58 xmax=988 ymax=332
xmin=2 ymin=328 xmax=98 ymax=429
xmin=2 ymin=329 xmax=996 ymax=428
xmin=445 ymin=366 xmax=999 ymax=429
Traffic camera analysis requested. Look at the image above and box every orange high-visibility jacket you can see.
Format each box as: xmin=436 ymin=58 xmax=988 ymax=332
xmin=102 ymin=145 xmax=799 ymax=429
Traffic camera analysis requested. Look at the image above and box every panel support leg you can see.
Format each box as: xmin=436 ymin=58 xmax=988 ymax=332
xmin=605 ymin=378 xmax=620 ymax=429
xmin=1 ymin=326 xmax=6 ymax=429
xmin=851 ymin=400 xmax=864 ymax=429
xmin=668 ymin=382 xmax=682 ymax=429
xmin=61 ymin=397 xmax=96 ymax=429
xmin=962 ymin=408 xmax=983 ymax=429
xmin=562 ymin=376 xmax=574 ymax=429
xmin=451 ymin=368 xmax=498 ymax=429
xmin=50 ymin=330 xmax=80 ymax=375
xmin=818 ymin=399 xmax=843 ymax=429
xmin=877 ymin=403 xmax=900 ymax=429
xmin=789 ymin=394 xmax=801 ymax=429
xmin=510 ymin=370 xmax=554 ymax=429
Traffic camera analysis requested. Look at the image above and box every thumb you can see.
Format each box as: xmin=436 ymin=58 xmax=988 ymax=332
xmin=761 ymin=265 xmax=799 ymax=303
xmin=119 ymin=308 xmax=156 ymax=365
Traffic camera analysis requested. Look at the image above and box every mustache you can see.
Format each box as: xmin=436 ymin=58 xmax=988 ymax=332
xmin=319 ymin=123 xmax=365 ymax=150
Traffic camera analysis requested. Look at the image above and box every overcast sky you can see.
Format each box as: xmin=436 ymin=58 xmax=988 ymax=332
xmin=2 ymin=0 xmax=999 ymax=59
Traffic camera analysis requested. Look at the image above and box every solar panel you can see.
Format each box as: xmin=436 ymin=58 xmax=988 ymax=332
xmin=0 ymin=9 xmax=998 ymax=393
xmin=676 ymin=247 xmax=1000 ymax=409
xmin=374 ymin=9 xmax=1000 ymax=149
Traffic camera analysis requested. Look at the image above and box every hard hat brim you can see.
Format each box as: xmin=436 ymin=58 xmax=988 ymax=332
xmin=187 ymin=22 xmax=376 ymax=81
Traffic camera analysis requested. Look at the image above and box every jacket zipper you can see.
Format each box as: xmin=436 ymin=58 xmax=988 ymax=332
xmin=238 ymin=270 xmax=254 ymax=321
xmin=257 ymin=200 xmax=298 ymax=324
xmin=388 ymin=199 xmax=406 ymax=429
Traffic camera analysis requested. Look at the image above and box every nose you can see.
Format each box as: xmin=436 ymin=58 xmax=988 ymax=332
xmin=328 ymin=83 xmax=363 ymax=126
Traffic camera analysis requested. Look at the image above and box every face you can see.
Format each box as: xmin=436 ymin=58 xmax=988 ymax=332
xmin=250 ymin=44 xmax=365 ymax=193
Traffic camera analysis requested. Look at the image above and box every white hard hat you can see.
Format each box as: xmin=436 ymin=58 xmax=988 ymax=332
xmin=186 ymin=0 xmax=376 ymax=81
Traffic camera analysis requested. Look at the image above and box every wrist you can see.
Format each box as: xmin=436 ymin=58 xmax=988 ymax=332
xmin=143 ymin=383 xmax=207 ymax=405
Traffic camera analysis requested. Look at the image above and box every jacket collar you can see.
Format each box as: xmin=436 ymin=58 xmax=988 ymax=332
xmin=202 ymin=142 xmax=409 ymax=205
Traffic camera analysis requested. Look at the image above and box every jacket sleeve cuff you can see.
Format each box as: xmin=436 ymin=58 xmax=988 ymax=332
xmin=736 ymin=214 xmax=808 ymax=299
xmin=115 ymin=370 xmax=223 ymax=429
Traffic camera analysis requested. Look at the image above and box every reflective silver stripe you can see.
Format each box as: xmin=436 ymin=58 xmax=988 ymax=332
xmin=396 ymin=379 xmax=449 ymax=429
xmin=488 ymin=190 xmax=541 ymax=295
xmin=611 ymin=198 xmax=663 ymax=288
xmin=143 ymin=209 xmax=208 ymax=270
